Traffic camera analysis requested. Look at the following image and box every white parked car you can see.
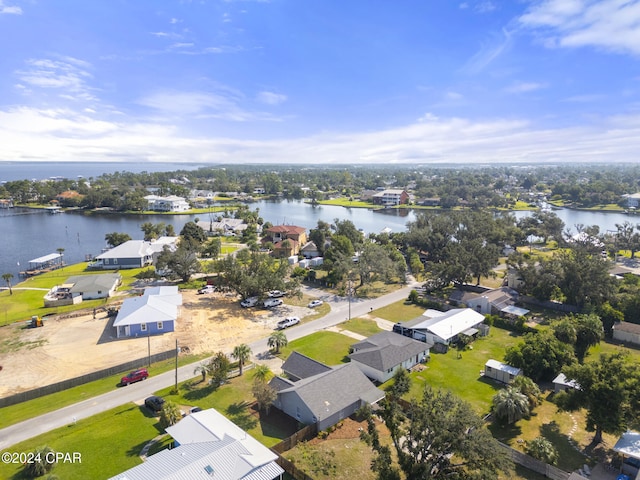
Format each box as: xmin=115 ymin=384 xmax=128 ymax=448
xmin=276 ymin=317 xmax=300 ymax=330
xmin=307 ymin=300 xmax=323 ymax=308
xmin=263 ymin=298 xmax=283 ymax=308
xmin=268 ymin=290 xmax=285 ymax=298
xmin=240 ymin=297 xmax=259 ymax=308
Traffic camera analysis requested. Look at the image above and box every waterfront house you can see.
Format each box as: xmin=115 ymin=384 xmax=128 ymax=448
xmin=44 ymin=273 xmax=121 ymax=307
xmin=349 ymin=331 xmax=431 ymax=383
xmin=623 ymin=193 xmax=640 ymax=209
xmin=143 ymin=194 xmax=190 ymax=212
xmin=112 ymin=286 xmax=181 ymax=338
xmin=372 ymin=189 xmax=409 ymax=207
xmin=90 ymin=237 xmax=178 ymax=270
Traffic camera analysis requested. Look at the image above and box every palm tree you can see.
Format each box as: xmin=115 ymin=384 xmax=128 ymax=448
xmin=159 ymin=400 xmax=182 ymax=429
xmin=492 ymin=387 xmax=530 ymax=425
xmin=252 ymin=364 xmax=272 ymax=384
xmin=2 ymin=273 xmax=14 ymax=295
xmin=194 ymin=362 xmax=208 ymax=383
xmin=24 ymin=445 xmax=55 ymax=477
xmin=526 ymin=437 xmax=558 ymax=465
xmin=56 ymin=247 xmax=65 ymax=269
xmin=232 ymin=343 xmax=252 ymax=376
xmin=511 ymin=375 xmax=542 ymax=409
xmin=267 ymin=331 xmax=288 ymax=354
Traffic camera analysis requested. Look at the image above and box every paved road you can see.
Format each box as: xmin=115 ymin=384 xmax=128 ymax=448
xmin=0 ymin=280 xmax=420 ymax=450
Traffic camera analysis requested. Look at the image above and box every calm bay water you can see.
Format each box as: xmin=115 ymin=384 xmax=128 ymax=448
xmin=1 ymin=200 xmax=635 ymax=282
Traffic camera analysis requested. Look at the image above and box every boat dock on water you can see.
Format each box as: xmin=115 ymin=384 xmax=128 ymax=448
xmin=19 ymin=253 xmax=65 ymax=277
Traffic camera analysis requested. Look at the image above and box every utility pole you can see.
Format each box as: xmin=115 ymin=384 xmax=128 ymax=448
xmin=174 ymin=339 xmax=178 ymax=392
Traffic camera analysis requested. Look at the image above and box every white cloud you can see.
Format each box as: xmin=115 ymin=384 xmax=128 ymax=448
xmin=256 ymin=91 xmax=287 ymax=105
xmin=445 ymin=91 xmax=463 ymax=100
xmin=506 ymin=82 xmax=548 ymax=93
xmin=0 ymin=1 xmax=22 ymax=15
xmin=462 ymin=28 xmax=512 ymax=74
xmin=16 ymin=57 xmax=96 ymax=101
xmin=1 ymin=104 xmax=640 ymax=165
xmin=519 ymin=0 xmax=640 ymax=56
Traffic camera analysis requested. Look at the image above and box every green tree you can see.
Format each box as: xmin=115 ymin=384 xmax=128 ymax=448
xmin=208 ymin=351 xmax=231 ymax=386
xmin=526 ymin=437 xmax=558 ymax=465
xmin=504 ymin=330 xmax=576 ymax=382
xmin=552 ymin=314 xmax=603 ymax=363
xmin=159 ymin=400 xmax=182 ymax=428
xmin=155 ymin=242 xmax=201 ymax=282
xmin=180 ymin=221 xmax=207 ymax=245
xmin=252 ymin=380 xmax=277 ymax=414
xmin=252 ymin=364 xmax=272 ymax=384
xmin=202 ymin=237 xmax=222 ymax=258
xmin=2 ymin=272 xmax=14 ymax=295
xmin=215 ymin=251 xmax=293 ymax=299
xmin=23 ymin=445 xmax=56 ymax=478
xmin=492 ymin=387 xmax=530 ymax=425
xmin=140 ymin=222 xmax=165 ymax=241
xmin=232 ymin=343 xmax=252 ymax=376
xmin=366 ymin=387 xmax=512 ymax=479
xmin=598 ymin=302 xmax=624 ymax=338
xmin=390 ymin=367 xmax=411 ymax=398
xmin=267 ymin=331 xmax=288 ymax=354
xmin=555 ymin=352 xmax=640 ymax=444
xmin=511 ymin=375 xmax=542 ymax=409
xmin=194 ymin=362 xmax=208 ymax=382
xmin=104 ymin=232 xmax=132 ymax=248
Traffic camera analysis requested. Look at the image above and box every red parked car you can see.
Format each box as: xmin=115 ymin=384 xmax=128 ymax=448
xmin=120 ymin=368 xmax=149 ymax=386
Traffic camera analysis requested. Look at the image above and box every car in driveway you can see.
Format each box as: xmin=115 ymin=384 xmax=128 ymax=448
xmin=263 ymin=298 xmax=283 ymax=308
xmin=308 ymin=299 xmax=323 ymax=308
xmin=240 ymin=297 xmax=259 ymax=308
xmin=268 ymin=290 xmax=285 ymax=298
xmin=120 ymin=368 xmax=148 ymax=386
xmin=144 ymin=395 xmax=165 ymax=413
xmin=198 ymin=285 xmax=215 ymax=294
xmin=276 ymin=317 xmax=300 ymax=330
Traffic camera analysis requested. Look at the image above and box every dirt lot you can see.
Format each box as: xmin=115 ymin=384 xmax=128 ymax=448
xmin=0 ymin=290 xmax=310 ymax=397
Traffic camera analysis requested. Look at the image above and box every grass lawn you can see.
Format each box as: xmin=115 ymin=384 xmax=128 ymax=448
xmin=285 ymin=294 xmax=332 ymax=322
xmin=0 ymin=402 xmax=162 ymax=480
xmin=314 ymin=198 xmax=374 ymax=208
xmin=0 ymin=372 xmax=299 ymax=480
xmin=339 ymin=318 xmax=382 ymax=337
xmin=0 ymin=352 xmax=210 ymax=430
xmin=0 ymin=264 xmax=151 ymax=326
xmin=372 ymin=300 xmax=425 ymax=323
xmin=402 ymin=326 xmax=524 ymax=414
xmin=278 ymin=331 xmax=354 ymax=365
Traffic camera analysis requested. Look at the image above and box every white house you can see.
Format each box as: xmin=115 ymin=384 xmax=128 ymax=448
xmin=144 ymin=194 xmax=190 ymax=212
xmin=110 ymin=408 xmax=283 ymax=480
xmin=349 ymin=331 xmax=431 ymax=383
xmin=44 ymin=273 xmax=121 ymax=307
xmin=484 ymin=359 xmax=521 ymax=384
xmin=613 ymin=322 xmax=640 ymax=347
xmin=392 ymin=308 xmax=486 ymax=346
xmin=623 ymin=193 xmax=640 ymax=208
xmin=90 ymin=237 xmax=178 ymax=270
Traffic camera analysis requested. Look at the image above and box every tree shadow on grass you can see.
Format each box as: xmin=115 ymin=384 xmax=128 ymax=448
xmin=126 ymin=439 xmax=152 ymax=459
xmin=477 ymin=376 xmax=507 ymax=392
xmin=183 ymin=383 xmax=219 ymax=401
xmin=227 ymin=401 xmax=258 ymax=431
xmin=488 ymin=419 xmax=522 ymax=443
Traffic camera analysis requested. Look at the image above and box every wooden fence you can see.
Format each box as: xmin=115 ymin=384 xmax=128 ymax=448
xmin=270 ymin=423 xmax=318 ymax=480
xmin=499 ymin=442 xmax=570 ymax=480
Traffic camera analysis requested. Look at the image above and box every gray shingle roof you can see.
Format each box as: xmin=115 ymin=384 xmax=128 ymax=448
xmin=281 ymin=351 xmax=332 ymax=380
xmin=66 ymin=273 xmax=121 ymax=293
xmin=349 ymin=331 xmax=430 ymax=372
xmin=278 ymin=363 xmax=384 ymax=419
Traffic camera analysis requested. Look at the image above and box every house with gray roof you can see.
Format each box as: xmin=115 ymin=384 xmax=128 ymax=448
xmin=43 ymin=273 xmax=121 ymax=307
xmin=109 ymin=408 xmax=283 ymax=480
xmin=613 ymin=321 xmax=640 ymax=347
xmin=89 ymin=237 xmax=178 ymax=270
xmin=349 ymin=331 xmax=431 ymax=383
xmin=113 ymin=285 xmax=181 ymax=338
xmin=281 ymin=351 xmax=332 ymax=382
xmin=270 ymin=354 xmax=384 ymax=431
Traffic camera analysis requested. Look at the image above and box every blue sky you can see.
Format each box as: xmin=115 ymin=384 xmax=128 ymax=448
xmin=1 ymin=0 xmax=640 ymax=165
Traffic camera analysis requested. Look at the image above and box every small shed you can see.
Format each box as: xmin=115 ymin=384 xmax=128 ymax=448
xmin=613 ymin=322 xmax=640 ymax=347
xmin=484 ymin=359 xmax=521 ymax=384
xmin=552 ymin=373 xmax=580 ymax=393
xmin=613 ymin=431 xmax=640 ymax=478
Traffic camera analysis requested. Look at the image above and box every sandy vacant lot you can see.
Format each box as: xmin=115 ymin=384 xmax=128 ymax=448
xmin=0 ymin=290 xmax=311 ymax=397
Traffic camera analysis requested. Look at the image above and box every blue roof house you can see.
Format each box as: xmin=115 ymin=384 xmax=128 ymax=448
xmin=113 ymin=286 xmax=182 ymax=338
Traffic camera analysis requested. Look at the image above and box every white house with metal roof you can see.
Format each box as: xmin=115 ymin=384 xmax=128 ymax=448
xmin=112 ymin=286 xmax=181 ymax=338
xmin=109 ymin=408 xmax=283 ymax=480
xmin=392 ymin=308 xmax=486 ymax=346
